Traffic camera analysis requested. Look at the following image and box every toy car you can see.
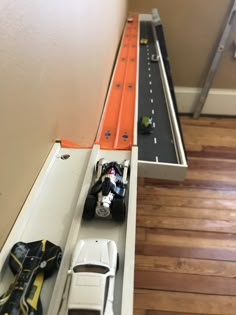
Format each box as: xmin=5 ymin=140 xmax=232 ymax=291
xmin=0 ymin=240 xmax=62 ymax=315
xmin=82 ymin=158 xmax=129 ymax=222
xmin=140 ymin=38 xmax=148 ymax=45
xmin=139 ymin=116 xmax=154 ymax=134
xmin=127 ymin=16 xmax=134 ymax=23
xmin=151 ymin=54 xmax=159 ymax=62
xmin=67 ymin=239 xmax=118 ymax=315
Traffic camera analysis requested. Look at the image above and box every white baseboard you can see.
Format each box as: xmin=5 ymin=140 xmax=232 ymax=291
xmin=175 ymin=87 xmax=236 ymax=116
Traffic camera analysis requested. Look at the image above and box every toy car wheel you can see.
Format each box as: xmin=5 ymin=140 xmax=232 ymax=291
xmin=95 ymin=160 xmax=100 ymax=173
xmin=95 ymin=159 xmax=106 ymax=174
xmin=83 ymin=194 xmax=97 ymax=220
xmin=43 ymin=247 xmax=62 ymax=279
xmin=111 ymin=198 xmax=126 ymax=222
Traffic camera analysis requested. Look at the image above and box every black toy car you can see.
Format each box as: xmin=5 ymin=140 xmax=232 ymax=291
xmin=0 ymin=240 xmax=62 ymax=315
xmin=82 ymin=158 xmax=130 ymax=222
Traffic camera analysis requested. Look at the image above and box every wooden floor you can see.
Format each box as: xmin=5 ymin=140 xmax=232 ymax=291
xmin=134 ymin=116 xmax=236 ymax=315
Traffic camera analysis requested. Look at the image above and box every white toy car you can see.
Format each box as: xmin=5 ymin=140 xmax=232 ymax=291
xmin=67 ymin=239 xmax=118 ymax=315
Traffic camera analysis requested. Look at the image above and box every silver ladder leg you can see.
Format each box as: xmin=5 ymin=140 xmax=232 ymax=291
xmin=193 ymin=0 xmax=236 ymax=118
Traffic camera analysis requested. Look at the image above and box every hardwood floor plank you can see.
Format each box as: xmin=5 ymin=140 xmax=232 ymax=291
xmin=134 ymin=289 xmax=236 ymax=314
xmin=136 ymin=227 xmax=146 ymax=241
xmin=137 ymin=194 xmax=236 ymax=210
xmin=187 ymin=146 xmax=236 ymax=160
xmin=185 ymin=169 xmax=236 ymax=191
xmin=136 ymin=227 xmax=236 ymax=242
xmin=144 ymin=231 xmax=236 ymax=249
xmin=136 ymin=243 xmax=236 ymax=261
xmin=135 ymin=270 xmax=236 ymax=295
xmin=137 ymin=186 xmax=236 ymax=200
xmin=136 ymin=215 xmax=236 ymax=233
xmin=149 ymin=178 xmax=236 ymax=190
xmin=180 ymin=116 xmax=236 ymax=129
xmin=135 ymin=311 xmax=227 ymax=315
xmin=181 ymin=125 xmax=236 ymax=149
xmin=145 ymin=311 xmax=219 ymax=315
xmin=137 ymin=205 xmax=236 ymax=221
xmin=188 ymin=157 xmax=236 ymax=171
xmin=185 ymin=181 xmax=236 ymax=191
xmin=146 ymin=311 xmax=213 ymax=315
xmin=134 ymin=310 xmax=146 ymax=315
xmin=135 ymin=255 xmax=236 ymax=277
xmin=141 ymin=177 xmax=236 ymax=191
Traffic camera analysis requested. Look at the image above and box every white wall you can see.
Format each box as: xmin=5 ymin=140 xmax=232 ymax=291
xmin=0 ymin=0 xmax=127 ymax=248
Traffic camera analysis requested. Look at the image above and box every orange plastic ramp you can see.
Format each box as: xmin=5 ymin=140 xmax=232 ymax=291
xmin=96 ymin=16 xmax=138 ymax=150
xmin=61 ymin=139 xmax=92 ymax=149
xmin=61 ymin=139 xmax=81 ymax=148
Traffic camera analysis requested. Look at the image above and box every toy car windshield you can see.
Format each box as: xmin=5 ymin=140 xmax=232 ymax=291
xmin=69 ymin=310 xmax=100 ymax=314
xmin=73 ymin=265 xmax=109 ymax=274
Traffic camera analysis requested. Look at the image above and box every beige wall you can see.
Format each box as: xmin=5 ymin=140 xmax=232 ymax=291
xmin=129 ymin=0 xmax=236 ymax=89
xmin=0 ymin=0 xmax=127 ymax=248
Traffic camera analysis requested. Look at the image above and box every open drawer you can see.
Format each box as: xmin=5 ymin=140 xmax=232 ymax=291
xmin=137 ymin=11 xmax=187 ymax=180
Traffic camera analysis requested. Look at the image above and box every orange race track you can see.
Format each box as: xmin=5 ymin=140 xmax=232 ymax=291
xmin=95 ymin=16 xmax=138 ymax=150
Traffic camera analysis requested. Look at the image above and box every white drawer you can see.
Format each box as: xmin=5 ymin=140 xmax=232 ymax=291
xmin=137 ymin=13 xmax=187 ymax=180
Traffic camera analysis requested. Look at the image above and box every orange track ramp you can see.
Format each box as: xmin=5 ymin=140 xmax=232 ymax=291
xmin=96 ymin=16 xmax=138 ymax=150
